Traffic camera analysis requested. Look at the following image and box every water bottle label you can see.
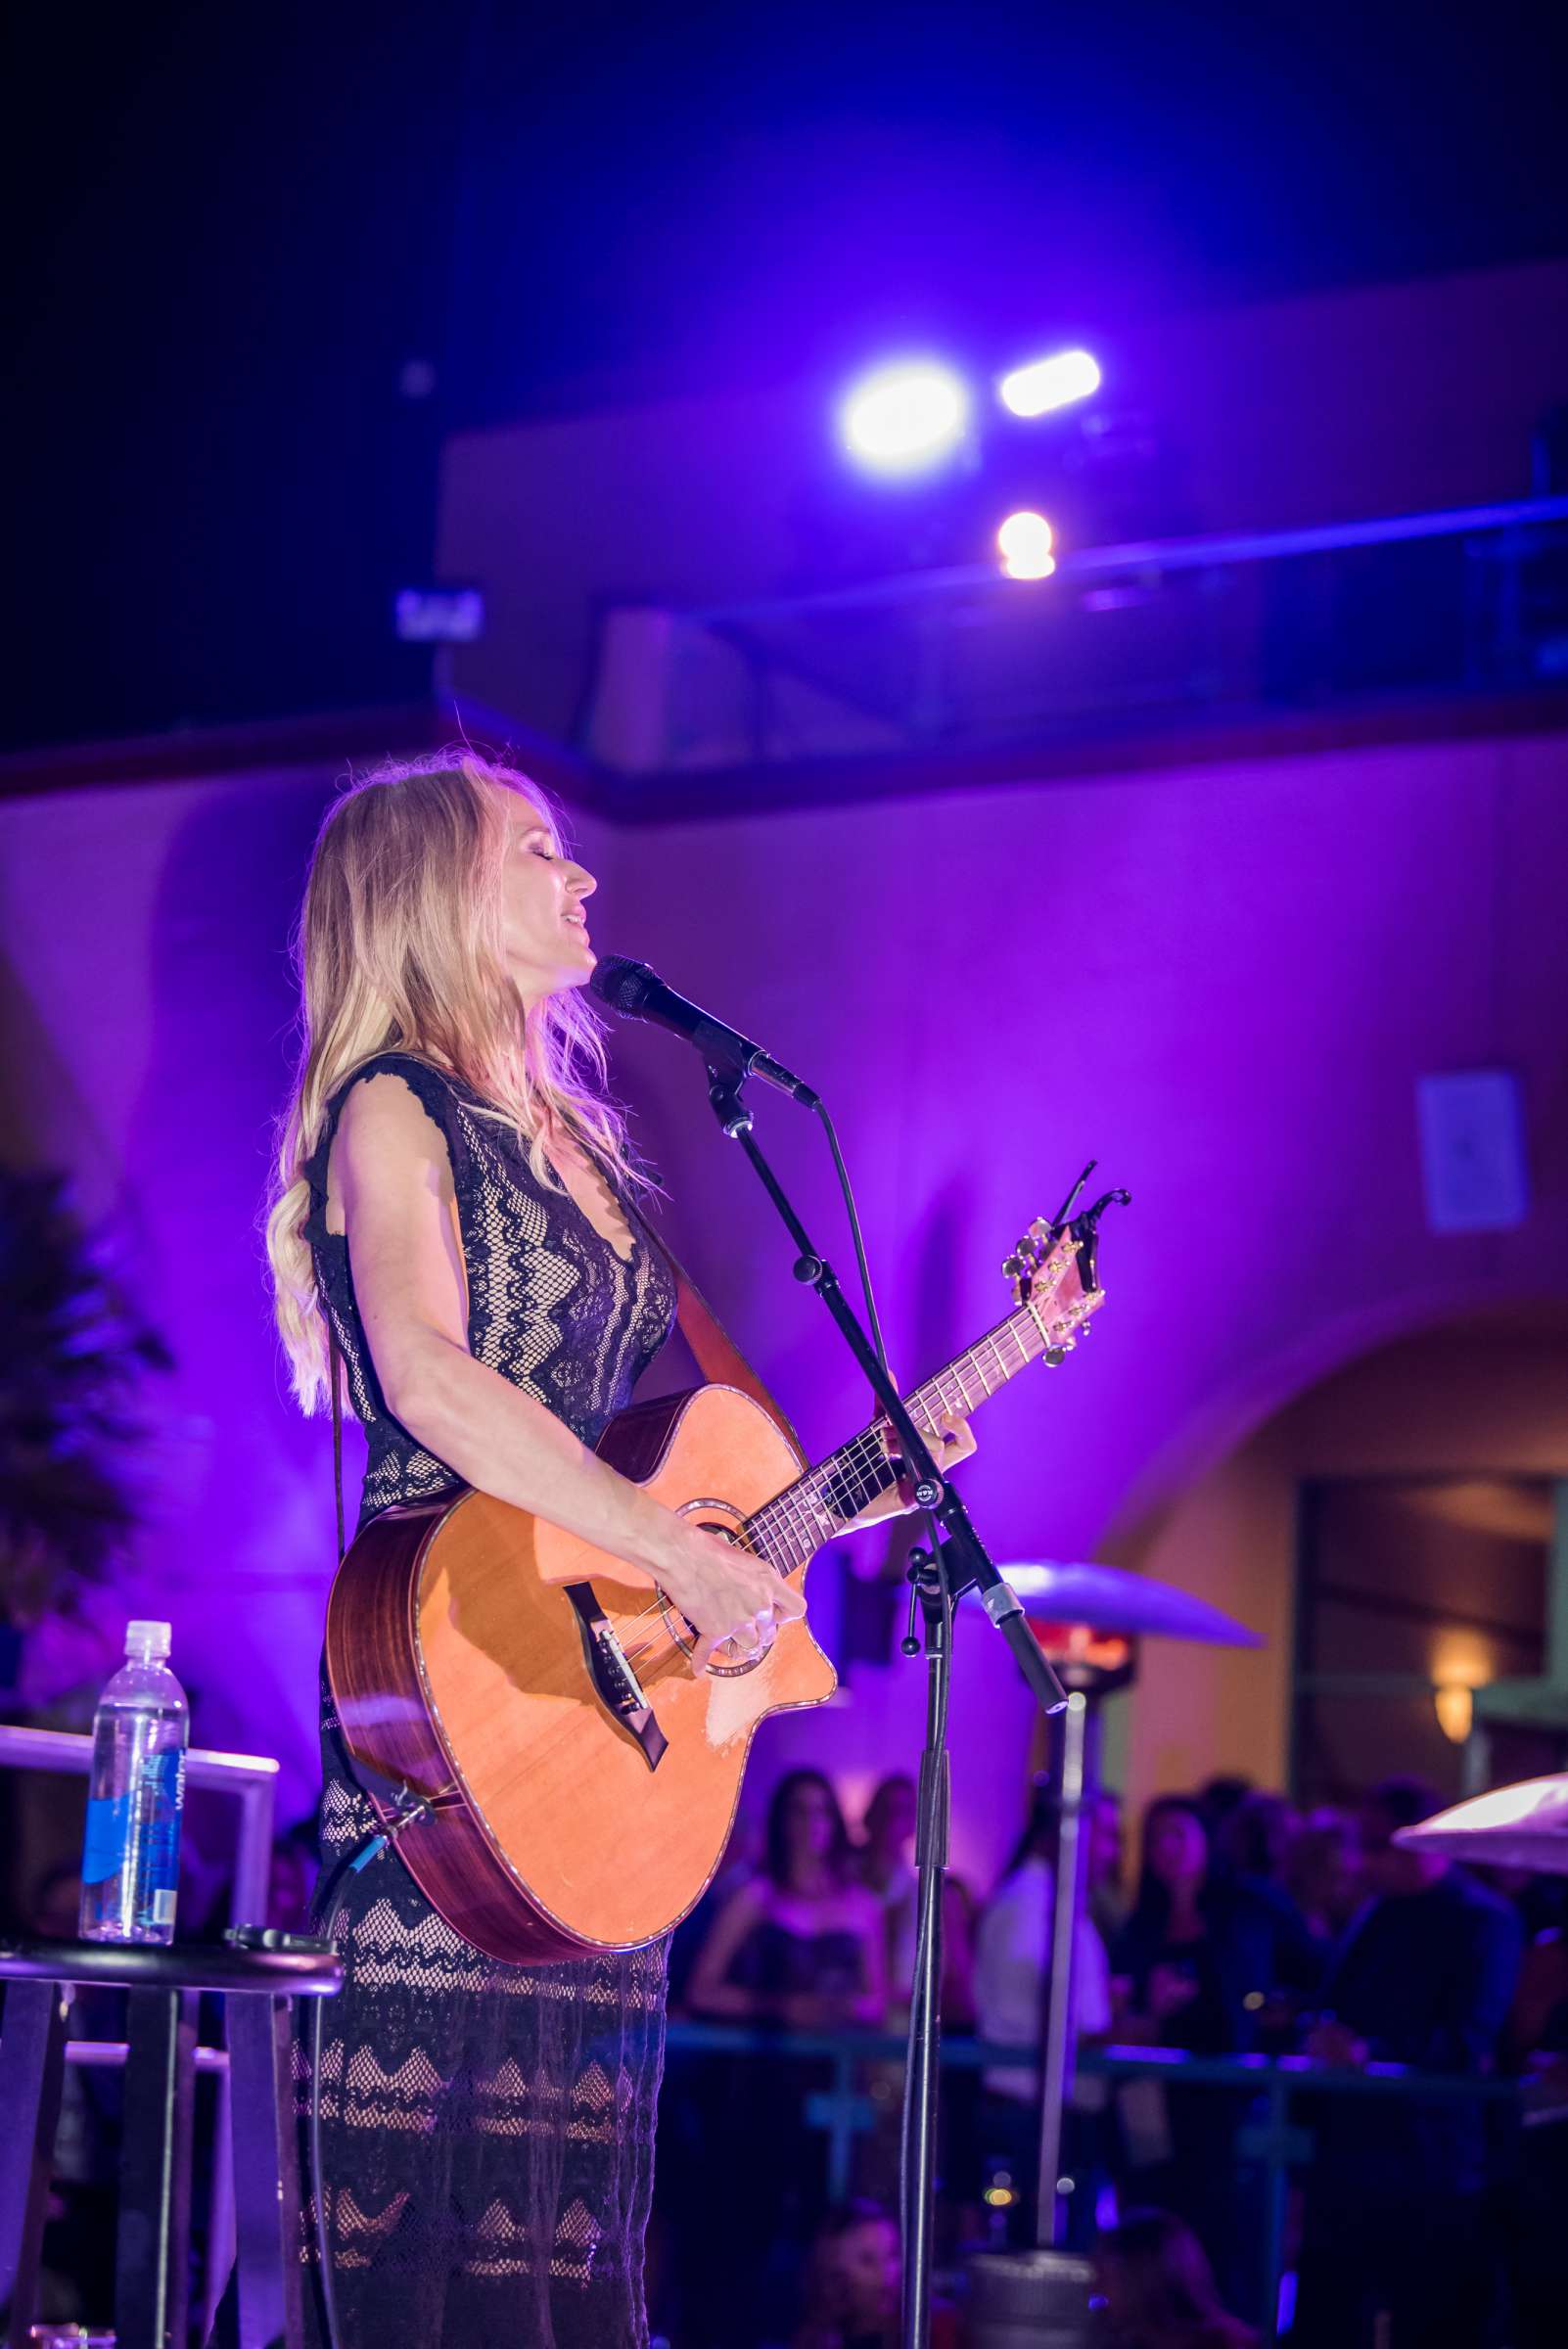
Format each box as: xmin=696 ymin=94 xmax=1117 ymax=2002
xmin=82 ymin=1795 xmax=129 ymax=1885
xmin=144 ymin=1747 xmax=186 ymax=1897
xmin=80 ymin=1747 xmax=185 ymax=1910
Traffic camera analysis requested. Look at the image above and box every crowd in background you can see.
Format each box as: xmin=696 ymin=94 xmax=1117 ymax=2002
xmin=17 ymin=1762 xmax=1568 ymax=2346
xmin=658 ymin=1761 xmax=1567 ymax=2349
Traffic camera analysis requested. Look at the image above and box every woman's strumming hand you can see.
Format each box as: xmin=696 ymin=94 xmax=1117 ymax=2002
xmin=650 ymin=1514 xmax=806 ymax=1675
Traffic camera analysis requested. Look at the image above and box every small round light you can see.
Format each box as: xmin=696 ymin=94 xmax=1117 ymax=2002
xmin=839 ymin=359 xmax=972 ymax=475
xmin=997 ymin=511 xmax=1056 ymax=580
xmin=998 ymin=348 xmax=1102 ymax=418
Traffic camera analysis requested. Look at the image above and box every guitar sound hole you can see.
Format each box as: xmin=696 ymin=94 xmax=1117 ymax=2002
xmin=662 ymin=1509 xmax=770 ymax=1679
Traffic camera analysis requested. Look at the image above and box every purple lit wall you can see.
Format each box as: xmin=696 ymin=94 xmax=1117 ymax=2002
xmin=4 ymin=724 xmax=1567 ymax=1895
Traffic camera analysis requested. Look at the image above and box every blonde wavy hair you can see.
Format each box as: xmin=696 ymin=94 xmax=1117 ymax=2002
xmin=263 ymin=750 xmax=638 ymax=1414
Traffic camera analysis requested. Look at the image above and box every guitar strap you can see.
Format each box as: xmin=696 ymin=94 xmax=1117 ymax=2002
xmin=325 ymin=1229 xmax=796 ymax=1565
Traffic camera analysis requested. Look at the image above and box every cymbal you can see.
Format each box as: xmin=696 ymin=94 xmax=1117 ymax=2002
xmin=1394 ymin=1773 xmax=1568 ymax=1875
xmin=997 ymin=1561 xmax=1264 ymax=1648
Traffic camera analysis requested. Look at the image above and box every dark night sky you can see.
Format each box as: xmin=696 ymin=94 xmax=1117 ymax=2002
xmin=5 ymin=0 xmax=1565 ymax=750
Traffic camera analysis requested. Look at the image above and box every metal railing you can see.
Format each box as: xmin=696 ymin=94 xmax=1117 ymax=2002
xmin=583 ymin=494 xmax=1568 ymax=777
xmin=661 ymin=2020 xmax=1535 ymax=2340
xmin=0 ymin=1723 xmax=280 ymax=2344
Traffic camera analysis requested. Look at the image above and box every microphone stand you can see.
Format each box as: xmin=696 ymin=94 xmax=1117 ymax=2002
xmin=701 ymin=1063 xmax=1069 ymax=2349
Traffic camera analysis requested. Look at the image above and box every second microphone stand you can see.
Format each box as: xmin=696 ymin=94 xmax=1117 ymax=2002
xmin=702 ymin=1063 xmax=1069 ymax=2349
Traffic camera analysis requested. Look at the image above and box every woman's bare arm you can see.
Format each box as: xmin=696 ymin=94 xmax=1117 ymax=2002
xmin=332 ymin=1073 xmax=800 ymax=1660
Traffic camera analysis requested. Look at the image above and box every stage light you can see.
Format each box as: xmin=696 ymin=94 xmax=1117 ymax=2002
xmin=997 ymin=511 xmax=1055 ymax=579
xmin=839 ymin=359 xmax=971 ymax=476
xmin=998 ymin=348 xmax=1101 ymax=418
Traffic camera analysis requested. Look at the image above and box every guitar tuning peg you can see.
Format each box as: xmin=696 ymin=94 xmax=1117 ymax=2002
xmin=1001 ymin=1250 xmax=1026 ymax=1281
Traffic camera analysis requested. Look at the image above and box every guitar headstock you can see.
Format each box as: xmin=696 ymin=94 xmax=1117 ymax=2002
xmin=1003 ymin=1199 xmax=1121 ymax=1365
xmin=1002 ymin=1217 xmax=1075 ymax=1308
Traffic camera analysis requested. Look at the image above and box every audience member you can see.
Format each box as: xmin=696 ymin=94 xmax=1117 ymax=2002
xmin=1111 ymin=1797 xmax=1319 ymax=2056
xmin=671 ymin=1773 xmax=888 ymax=2345
xmin=688 ymin=1768 xmax=887 ymax=2027
xmin=972 ymin=1778 xmax=1116 ymax=2243
xmin=1087 ymin=1788 xmax=1129 ymax=1943
xmin=1110 ymin=1796 xmax=1318 ymax=2291
xmin=1094 ymin=2207 xmax=1258 ymax=2349
xmin=789 ymin=2200 xmax=959 ymax=2349
xmin=853 ymin=1772 xmax=975 ymax=2026
xmin=1212 ymin=1791 xmax=1298 ymax=1888
xmin=1280 ymin=1807 xmax=1361 ymax=1945
xmin=1192 ymin=1775 xmax=1253 ymax=1845
xmin=790 ymin=2199 xmax=899 ymax=2349
xmin=854 ymin=1773 xmax=917 ymax=2001
xmin=1501 ymin=1913 xmax=1568 ymax=2349
xmin=856 ymin=1773 xmax=916 ymax=1902
xmin=266 ymin=1815 xmax=319 ymax=1931
xmin=1294 ymin=1774 xmax=1524 ymax=2349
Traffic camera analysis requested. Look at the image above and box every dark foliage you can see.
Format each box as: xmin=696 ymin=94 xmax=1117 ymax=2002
xmin=0 ymin=1170 xmax=172 ymax=1624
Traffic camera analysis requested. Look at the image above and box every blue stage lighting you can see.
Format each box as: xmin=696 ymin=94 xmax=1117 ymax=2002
xmin=839 ymin=359 xmax=971 ymax=476
xmin=997 ymin=349 xmax=1101 ymax=418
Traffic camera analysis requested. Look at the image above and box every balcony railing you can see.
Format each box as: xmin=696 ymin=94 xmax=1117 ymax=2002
xmin=582 ymin=494 xmax=1568 ymax=782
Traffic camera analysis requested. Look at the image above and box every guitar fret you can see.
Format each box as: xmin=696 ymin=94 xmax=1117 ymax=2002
xmin=743 ymin=1282 xmax=1077 ymax=1563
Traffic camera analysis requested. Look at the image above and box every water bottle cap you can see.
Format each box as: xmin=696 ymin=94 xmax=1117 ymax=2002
xmin=125 ymin=1619 xmax=172 ymax=1659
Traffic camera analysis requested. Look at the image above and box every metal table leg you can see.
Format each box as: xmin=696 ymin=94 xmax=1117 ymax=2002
xmin=226 ymin=1992 xmax=308 ymax=2349
xmin=116 ymin=1984 xmax=198 ymax=2349
xmin=0 ymin=1979 xmax=69 ymax=2348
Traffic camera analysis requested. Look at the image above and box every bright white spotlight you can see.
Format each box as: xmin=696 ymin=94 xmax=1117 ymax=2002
xmin=997 ymin=348 xmax=1101 ymax=419
xmin=839 ymin=359 xmax=971 ymax=475
xmin=997 ymin=511 xmax=1055 ymax=579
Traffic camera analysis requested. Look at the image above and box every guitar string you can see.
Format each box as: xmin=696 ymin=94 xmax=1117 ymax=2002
xmin=612 ymin=1305 xmax=1058 ymax=1663
xmin=608 ymin=1282 xmax=1078 ymax=1666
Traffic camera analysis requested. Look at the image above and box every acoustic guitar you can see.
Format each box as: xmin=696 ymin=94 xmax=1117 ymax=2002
xmin=325 ymin=1207 xmax=1111 ymax=1963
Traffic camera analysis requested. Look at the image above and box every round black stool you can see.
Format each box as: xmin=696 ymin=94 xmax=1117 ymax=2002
xmin=0 ymin=1936 xmax=342 ymax=2349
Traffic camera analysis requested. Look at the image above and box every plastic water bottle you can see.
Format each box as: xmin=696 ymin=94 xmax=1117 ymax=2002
xmin=78 ymin=1620 xmax=189 ymax=1945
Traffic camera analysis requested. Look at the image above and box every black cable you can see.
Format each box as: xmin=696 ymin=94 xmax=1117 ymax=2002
xmin=813 ymin=1098 xmax=892 ymax=1380
xmin=808 ymin=1089 xmax=953 ymax=2303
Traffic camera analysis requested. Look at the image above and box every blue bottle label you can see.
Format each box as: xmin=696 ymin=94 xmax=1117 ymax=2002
xmin=143 ymin=1747 xmax=186 ymax=1899
xmin=80 ymin=1747 xmax=186 ymax=1911
xmin=82 ymin=1794 xmax=129 ymax=1885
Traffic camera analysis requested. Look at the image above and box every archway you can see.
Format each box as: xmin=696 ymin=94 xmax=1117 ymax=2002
xmin=1098 ymin=1300 xmax=1568 ymax=1826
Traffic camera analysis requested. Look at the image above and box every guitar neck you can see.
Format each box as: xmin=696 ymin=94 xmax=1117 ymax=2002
xmin=744 ymin=1293 xmax=1064 ymax=1574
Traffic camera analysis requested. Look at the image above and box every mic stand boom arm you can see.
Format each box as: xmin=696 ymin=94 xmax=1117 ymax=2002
xmin=702 ymin=1061 xmax=1067 ymax=2349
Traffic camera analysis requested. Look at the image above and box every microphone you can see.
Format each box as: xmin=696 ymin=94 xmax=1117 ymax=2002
xmin=588 ymin=955 xmax=819 ymax=1108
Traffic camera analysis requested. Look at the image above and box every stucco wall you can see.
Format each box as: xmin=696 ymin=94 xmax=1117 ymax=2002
xmin=2 ymin=723 xmax=1566 ymax=1894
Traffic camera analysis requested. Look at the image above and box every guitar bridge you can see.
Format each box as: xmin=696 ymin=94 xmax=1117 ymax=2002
xmin=565 ymin=1584 xmax=669 ymax=1773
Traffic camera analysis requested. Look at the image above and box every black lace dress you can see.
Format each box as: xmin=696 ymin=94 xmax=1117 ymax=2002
xmin=297 ymin=1051 xmax=678 ymax=2349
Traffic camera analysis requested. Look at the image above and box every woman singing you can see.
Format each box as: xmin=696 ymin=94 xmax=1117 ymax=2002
xmin=262 ymin=753 xmax=969 ymax=2347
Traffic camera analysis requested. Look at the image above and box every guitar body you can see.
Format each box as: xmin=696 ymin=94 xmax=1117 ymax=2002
xmin=325 ymin=1383 xmax=837 ymax=1965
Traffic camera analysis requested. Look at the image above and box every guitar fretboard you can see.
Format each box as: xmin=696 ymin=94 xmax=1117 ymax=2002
xmin=742 ymin=1296 xmax=1061 ymax=1574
